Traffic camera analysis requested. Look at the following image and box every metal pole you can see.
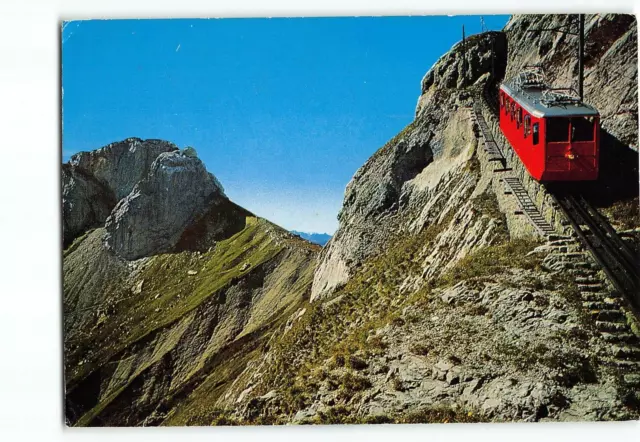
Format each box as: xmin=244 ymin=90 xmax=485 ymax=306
xmin=462 ymin=24 xmax=466 ymax=87
xmin=491 ymin=33 xmax=495 ymax=78
xmin=578 ymin=14 xmax=584 ymax=101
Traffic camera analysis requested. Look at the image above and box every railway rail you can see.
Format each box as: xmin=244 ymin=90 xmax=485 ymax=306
xmin=471 ymin=100 xmax=506 ymax=164
xmin=549 ymin=187 xmax=640 ymax=317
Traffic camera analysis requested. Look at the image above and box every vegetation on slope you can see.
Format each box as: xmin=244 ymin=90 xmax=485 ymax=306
xmin=64 ymin=214 xmax=318 ymax=426
xmin=191 ymin=203 xmax=562 ymax=424
xmin=601 ymin=197 xmax=640 ymax=231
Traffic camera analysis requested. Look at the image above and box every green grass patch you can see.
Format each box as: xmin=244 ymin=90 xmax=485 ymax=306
xmin=396 ymin=406 xmax=482 ymax=424
xmin=77 ymin=217 xmax=283 ymax=366
xmin=63 ymin=228 xmax=94 ymax=258
xmin=251 ymin=216 xmax=455 ymax=417
xmin=437 ymin=238 xmax=543 ymax=288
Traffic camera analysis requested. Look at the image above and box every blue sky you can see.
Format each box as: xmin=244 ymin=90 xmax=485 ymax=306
xmin=62 ymin=15 xmax=509 ymax=234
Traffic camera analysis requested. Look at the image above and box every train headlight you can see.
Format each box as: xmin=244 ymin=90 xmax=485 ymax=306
xmin=565 ymin=151 xmax=576 ymax=160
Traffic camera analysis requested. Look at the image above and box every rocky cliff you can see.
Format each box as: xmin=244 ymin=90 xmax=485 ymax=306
xmin=62 ymin=139 xmax=319 ymax=426
xmin=103 ymin=150 xmax=226 ymax=260
xmin=208 ymin=14 xmax=640 ymax=425
xmin=62 ymin=138 xmax=178 ymax=247
xmin=312 ymin=31 xmax=508 ymax=302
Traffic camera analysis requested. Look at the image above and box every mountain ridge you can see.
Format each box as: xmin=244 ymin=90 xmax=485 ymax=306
xmin=62 ymin=139 xmax=320 ymax=426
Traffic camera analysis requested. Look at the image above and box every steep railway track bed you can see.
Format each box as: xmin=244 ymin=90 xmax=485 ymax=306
xmin=474 ymin=80 xmax=640 ymax=321
xmin=548 ymin=186 xmax=640 ymax=318
xmin=473 ymin=82 xmax=640 ymax=392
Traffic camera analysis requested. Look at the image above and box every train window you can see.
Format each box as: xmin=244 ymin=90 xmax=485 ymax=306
xmin=532 ymin=123 xmax=539 ymax=145
xmin=546 ymin=118 xmax=570 ymax=142
xmin=500 ymin=94 xmax=504 ymax=108
xmin=571 ymin=116 xmax=595 ymax=141
xmin=516 ymin=107 xmax=523 ymax=129
xmin=524 ymin=115 xmax=531 ymax=136
xmin=510 ymin=104 xmax=515 ymax=121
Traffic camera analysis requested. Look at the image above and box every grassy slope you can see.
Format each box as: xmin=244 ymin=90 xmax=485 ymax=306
xmin=64 ymin=215 xmax=318 ymax=426
xmin=212 ymin=207 xmax=556 ymax=424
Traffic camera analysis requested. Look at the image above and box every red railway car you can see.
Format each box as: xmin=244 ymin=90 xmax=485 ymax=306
xmin=498 ymin=67 xmax=600 ymax=181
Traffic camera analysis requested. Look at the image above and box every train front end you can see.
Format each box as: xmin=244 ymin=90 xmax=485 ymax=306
xmin=541 ymin=113 xmax=600 ymax=181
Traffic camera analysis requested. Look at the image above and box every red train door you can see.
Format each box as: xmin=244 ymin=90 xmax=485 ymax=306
xmin=544 ymin=115 xmax=598 ymax=180
xmin=545 ymin=117 xmax=571 ymax=176
xmin=569 ymin=115 xmax=598 ymax=179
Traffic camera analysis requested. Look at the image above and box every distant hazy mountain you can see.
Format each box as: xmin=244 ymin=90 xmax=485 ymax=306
xmin=290 ymin=230 xmax=332 ymax=246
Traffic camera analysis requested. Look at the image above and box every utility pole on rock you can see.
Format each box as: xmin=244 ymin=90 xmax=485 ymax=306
xmin=462 ymin=24 xmax=466 ymax=88
xmin=578 ymin=14 xmax=585 ymax=101
xmin=480 ymin=17 xmax=495 ymax=78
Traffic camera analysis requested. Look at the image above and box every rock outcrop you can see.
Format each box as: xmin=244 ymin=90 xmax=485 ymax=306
xmin=103 ymin=150 xmax=225 ymax=260
xmin=62 ymin=164 xmax=116 ymax=247
xmin=311 ymin=126 xmax=435 ymax=300
xmin=62 ymin=138 xmax=232 ymax=259
xmin=69 ymin=138 xmax=179 ymax=200
xmin=416 ymin=31 xmax=508 ymax=115
xmin=312 ymin=31 xmax=507 ymax=302
xmin=62 ymin=138 xmax=179 ymax=246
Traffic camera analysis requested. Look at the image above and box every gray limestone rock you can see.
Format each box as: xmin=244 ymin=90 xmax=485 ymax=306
xmin=62 ymin=138 xmax=180 ymax=246
xmin=69 ymin=138 xmax=179 ymax=200
xmin=310 ymin=32 xmax=509 ymax=302
xmin=103 ymin=150 xmax=225 ymax=260
xmin=62 ymin=164 xmax=117 ymax=247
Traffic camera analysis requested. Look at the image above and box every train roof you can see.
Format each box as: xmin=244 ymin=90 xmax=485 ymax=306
xmin=500 ymin=81 xmax=599 ymax=119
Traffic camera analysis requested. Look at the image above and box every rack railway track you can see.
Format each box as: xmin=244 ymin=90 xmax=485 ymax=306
xmin=548 ymin=187 xmax=640 ymax=317
xmin=475 ymin=78 xmax=640 ymax=319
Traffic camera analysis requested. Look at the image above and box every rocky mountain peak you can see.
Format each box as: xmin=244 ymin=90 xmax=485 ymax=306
xmin=69 ymin=137 xmax=179 ymax=200
xmin=62 ymin=138 xmax=180 ymax=247
xmin=419 ymin=31 xmax=507 ymax=103
xmin=63 ymin=142 xmax=319 ymax=427
xmin=63 ymin=138 xmax=232 ymax=260
xmin=103 ymin=150 xmax=225 ymax=260
xmin=311 ymin=29 xmax=508 ymax=302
